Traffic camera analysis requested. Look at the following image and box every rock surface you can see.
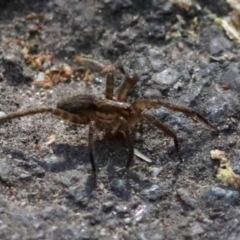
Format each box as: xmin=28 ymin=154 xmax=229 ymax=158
xmin=0 ymin=1 xmax=240 ymax=239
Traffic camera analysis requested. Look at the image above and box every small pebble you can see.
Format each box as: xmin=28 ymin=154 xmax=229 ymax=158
xmin=152 ymin=68 xmax=179 ymax=85
xmin=36 ymin=72 xmax=45 ymax=81
xmin=102 ymin=201 xmax=114 ymax=213
xmin=0 ymin=112 xmax=6 ymax=118
xmin=202 ymin=186 xmax=239 ymax=207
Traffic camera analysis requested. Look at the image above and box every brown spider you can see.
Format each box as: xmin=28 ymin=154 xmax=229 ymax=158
xmin=0 ymin=66 xmax=216 ymax=178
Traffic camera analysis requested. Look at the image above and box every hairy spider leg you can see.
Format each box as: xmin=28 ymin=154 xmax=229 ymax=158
xmin=0 ymin=108 xmax=90 ymax=125
xmin=142 ymin=114 xmax=182 ymax=161
xmin=117 ymin=74 xmax=139 ymax=102
xmin=105 ymin=68 xmax=115 ymax=100
xmin=132 ymin=99 xmax=217 ymax=130
xmin=88 ymin=121 xmax=97 ymax=178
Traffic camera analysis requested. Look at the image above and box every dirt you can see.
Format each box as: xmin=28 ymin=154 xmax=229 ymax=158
xmin=1 ymin=1 xmax=240 ymax=239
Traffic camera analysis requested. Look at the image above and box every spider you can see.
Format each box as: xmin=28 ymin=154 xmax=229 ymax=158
xmin=0 ymin=66 xmax=216 ymax=178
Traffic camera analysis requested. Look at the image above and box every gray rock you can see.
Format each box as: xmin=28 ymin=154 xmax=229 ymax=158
xmin=0 ymin=161 xmax=13 ymax=185
xmin=200 ymin=25 xmax=229 ymax=54
xmin=0 ymin=111 xmax=6 ymax=117
xmin=177 ymin=188 xmax=196 ymax=209
xmin=220 ymin=64 xmax=240 ymax=92
xmin=189 ymin=223 xmax=204 ymax=236
xmin=1 ymin=54 xmax=25 ymax=85
xmin=110 ymin=178 xmax=129 ymax=199
xmin=148 ymin=47 xmax=164 ymax=71
xmin=140 ymin=184 xmax=171 ymax=202
xmin=152 ymin=68 xmax=179 ymax=85
xmin=132 ymin=204 xmax=150 ymax=223
xmin=41 ymin=205 xmax=68 ymax=221
xmin=115 ymin=205 xmax=129 ymax=217
xmin=204 ymin=96 xmax=228 ymax=124
xmin=202 ymin=186 xmax=239 ymax=207
xmin=102 ymin=201 xmax=114 ymax=213
xmin=87 ymin=212 xmax=102 ymax=225
xmin=209 ymin=36 xmax=232 ymax=55
xmin=67 ymin=186 xmax=90 ymax=207
xmin=143 ymin=89 xmax=161 ymax=98
xmin=136 ymin=231 xmax=164 ymax=240
xmin=200 ymin=63 xmax=217 ymax=78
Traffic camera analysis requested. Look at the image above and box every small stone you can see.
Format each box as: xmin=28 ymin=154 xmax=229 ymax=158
xmin=189 ymin=223 xmax=204 ymax=236
xmin=200 ymin=63 xmax=216 ymax=78
xmin=88 ymin=213 xmax=101 ymax=225
xmin=36 ymin=72 xmax=45 ymax=81
xmin=177 ymin=41 xmax=185 ymax=51
xmin=43 ymin=155 xmax=61 ymax=171
xmin=41 ymin=205 xmax=68 ymax=221
xmin=93 ymin=77 xmax=102 ymax=85
xmin=2 ymin=55 xmax=25 ymax=85
xmin=110 ymin=178 xmax=129 ymax=198
xmin=102 ymin=201 xmax=114 ymax=213
xmin=106 ymin=218 xmax=118 ymax=229
xmin=200 ymin=26 xmax=230 ymax=54
xmin=67 ymin=186 xmax=89 ymax=207
xmin=152 ymin=167 xmax=163 ymax=178
xmin=124 ymin=217 xmax=132 ymax=225
xmin=0 ymin=162 xmax=12 ymax=184
xmin=115 ymin=205 xmax=129 ymax=217
xmin=177 ymin=188 xmax=196 ymax=209
xmin=202 ymin=186 xmax=239 ymax=207
xmin=42 ymin=60 xmax=52 ymax=70
xmin=136 ymin=56 xmax=148 ymax=68
xmin=0 ymin=111 xmax=6 ymax=118
xmin=132 ymin=204 xmax=150 ymax=223
xmin=19 ymin=173 xmax=31 ymax=180
xmin=149 ymin=58 xmax=163 ymax=71
xmin=28 ymin=24 xmax=40 ymax=35
xmin=209 ymin=36 xmax=232 ymax=55
xmin=204 ymin=96 xmax=228 ymax=124
xmin=141 ymin=184 xmax=170 ymax=202
xmin=152 ymin=68 xmax=179 ymax=85
xmin=148 ymin=47 xmax=164 ymax=71
xmin=0 ymin=73 xmax=5 ymax=81
xmin=220 ymin=64 xmax=240 ymax=92
xmin=143 ymin=89 xmax=161 ymax=98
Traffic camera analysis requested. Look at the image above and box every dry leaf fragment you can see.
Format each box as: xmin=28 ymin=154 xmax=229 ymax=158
xmin=210 ymin=149 xmax=227 ymax=160
xmin=210 ymin=149 xmax=240 ymax=192
xmin=221 ymin=18 xmax=240 ymax=43
xmin=75 ymin=55 xmax=104 ymax=72
xmin=45 ymin=134 xmax=56 ymax=145
xmin=60 ymin=64 xmax=73 ymax=77
xmin=227 ymin=0 xmax=240 ymax=11
xmin=171 ymin=0 xmax=192 ymax=11
xmin=134 ymin=148 xmax=152 ymax=163
xmin=216 ymin=167 xmax=240 ymax=187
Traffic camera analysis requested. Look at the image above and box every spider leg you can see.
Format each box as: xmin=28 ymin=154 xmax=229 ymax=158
xmin=105 ymin=68 xmax=115 ymax=100
xmin=142 ymin=114 xmax=182 ymax=162
xmin=0 ymin=108 xmax=53 ymax=123
xmin=101 ymin=63 xmax=126 ymax=75
xmin=133 ymin=99 xmax=217 ymax=130
xmin=113 ymin=63 xmax=126 ymax=75
xmin=88 ymin=121 xmax=97 ymax=179
xmin=0 ymin=108 xmax=90 ymax=125
xmin=117 ymin=74 xmax=139 ymax=102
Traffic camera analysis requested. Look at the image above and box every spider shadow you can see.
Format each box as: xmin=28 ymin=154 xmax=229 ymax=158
xmin=2 ymin=133 xmax=148 ymax=201
xmin=2 ymin=144 xmax=89 ymax=173
xmin=90 ymin=133 xmax=149 ymax=200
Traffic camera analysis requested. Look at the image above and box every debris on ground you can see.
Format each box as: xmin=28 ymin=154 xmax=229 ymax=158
xmin=210 ymin=149 xmax=240 ymax=193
